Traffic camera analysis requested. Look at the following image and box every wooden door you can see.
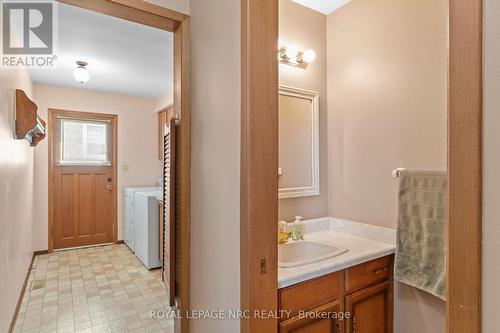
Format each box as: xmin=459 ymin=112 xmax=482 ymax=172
xmin=163 ymin=117 xmax=176 ymax=306
xmin=49 ymin=110 xmax=117 ymax=250
xmin=345 ymin=281 xmax=392 ymax=333
xmin=279 ymin=301 xmax=342 ymax=333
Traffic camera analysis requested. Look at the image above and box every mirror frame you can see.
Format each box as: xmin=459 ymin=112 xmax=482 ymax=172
xmin=278 ymin=85 xmax=320 ymax=199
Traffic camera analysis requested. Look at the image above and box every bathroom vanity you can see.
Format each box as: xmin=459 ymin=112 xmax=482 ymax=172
xmin=279 ymin=255 xmax=393 ymax=333
xmin=277 ymin=218 xmax=396 ymax=333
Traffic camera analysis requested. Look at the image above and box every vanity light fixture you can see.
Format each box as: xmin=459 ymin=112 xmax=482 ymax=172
xmin=279 ymin=45 xmax=316 ymax=69
xmin=73 ymin=61 xmax=90 ymax=84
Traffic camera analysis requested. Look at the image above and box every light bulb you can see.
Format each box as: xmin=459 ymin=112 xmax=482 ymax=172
xmin=285 ymin=45 xmax=299 ymax=60
xmin=73 ymin=66 xmax=90 ymax=84
xmin=303 ymin=49 xmax=316 ymax=63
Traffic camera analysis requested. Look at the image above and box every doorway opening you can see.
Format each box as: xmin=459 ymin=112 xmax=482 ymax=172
xmin=241 ymin=0 xmax=482 ymax=332
xmin=10 ymin=1 xmax=190 ymax=333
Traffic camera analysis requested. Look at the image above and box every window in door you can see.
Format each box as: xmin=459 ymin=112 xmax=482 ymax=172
xmin=57 ymin=118 xmax=112 ymax=165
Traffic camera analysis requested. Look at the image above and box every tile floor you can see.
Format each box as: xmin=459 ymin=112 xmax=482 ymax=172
xmin=13 ymin=244 xmax=174 ymax=333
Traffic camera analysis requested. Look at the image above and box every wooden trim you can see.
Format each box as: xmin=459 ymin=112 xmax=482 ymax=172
xmin=8 ymin=253 xmax=37 ymax=333
xmin=48 ymin=108 xmax=54 ymax=253
xmin=447 ymin=0 xmax=483 ymax=332
xmin=240 ymin=0 xmax=279 ymax=332
xmin=173 ymin=17 xmax=191 ymax=333
xmin=47 ymin=109 xmax=118 ymax=251
xmin=57 ymin=0 xmax=185 ymax=32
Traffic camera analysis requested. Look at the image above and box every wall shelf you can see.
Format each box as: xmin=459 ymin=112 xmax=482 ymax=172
xmin=15 ymin=89 xmax=46 ymax=147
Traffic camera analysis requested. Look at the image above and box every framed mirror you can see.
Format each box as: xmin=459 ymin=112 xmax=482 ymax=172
xmin=278 ymin=85 xmax=319 ymax=199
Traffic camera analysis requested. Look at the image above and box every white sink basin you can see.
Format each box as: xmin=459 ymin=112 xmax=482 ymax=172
xmin=278 ymin=240 xmax=348 ymax=267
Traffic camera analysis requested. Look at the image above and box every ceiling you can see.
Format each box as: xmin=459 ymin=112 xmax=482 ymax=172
xmin=29 ymin=3 xmax=173 ymax=99
xmin=291 ymin=0 xmax=352 ymax=15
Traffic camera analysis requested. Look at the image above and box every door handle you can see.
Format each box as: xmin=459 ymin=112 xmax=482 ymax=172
xmin=107 ymin=184 xmax=113 ymax=190
xmin=373 ymin=267 xmax=388 ymax=274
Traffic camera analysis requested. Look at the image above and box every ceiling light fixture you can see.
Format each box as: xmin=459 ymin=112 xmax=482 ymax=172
xmin=278 ymin=45 xmax=316 ymax=69
xmin=73 ymin=61 xmax=90 ymax=84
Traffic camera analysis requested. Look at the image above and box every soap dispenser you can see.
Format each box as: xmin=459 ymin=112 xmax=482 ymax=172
xmin=291 ymin=216 xmax=304 ymax=241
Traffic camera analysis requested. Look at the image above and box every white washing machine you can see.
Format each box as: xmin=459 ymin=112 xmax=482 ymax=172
xmin=134 ymin=190 xmax=163 ymax=269
xmin=124 ymin=186 xmax=161 ymax=252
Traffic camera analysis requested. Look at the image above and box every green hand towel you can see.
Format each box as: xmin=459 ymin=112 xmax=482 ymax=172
xmin=394 ymin=170 xmax=447 ymax=300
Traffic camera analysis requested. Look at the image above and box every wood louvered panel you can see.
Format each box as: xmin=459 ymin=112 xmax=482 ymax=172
xmin=163 ymin=117 xmax=176 ymax=307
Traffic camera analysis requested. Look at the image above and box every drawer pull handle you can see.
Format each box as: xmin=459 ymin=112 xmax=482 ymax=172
xmin=373 ymin=267 xmax=388 ymax=274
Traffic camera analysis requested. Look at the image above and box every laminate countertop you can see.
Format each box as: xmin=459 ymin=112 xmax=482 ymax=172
xmin=278 ymin=217 xmax=396 ymax=289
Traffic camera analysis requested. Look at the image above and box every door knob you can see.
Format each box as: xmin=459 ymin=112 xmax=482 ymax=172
xmin=107 ymin=184 xmax=113 ymax=190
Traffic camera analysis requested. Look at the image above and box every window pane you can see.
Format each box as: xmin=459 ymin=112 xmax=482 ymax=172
xmin=58 ymin=118 xmax=112 ymax=165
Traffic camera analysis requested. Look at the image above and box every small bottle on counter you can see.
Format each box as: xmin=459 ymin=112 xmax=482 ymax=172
xmin=291 ymin=216 xmax=304 ymax=241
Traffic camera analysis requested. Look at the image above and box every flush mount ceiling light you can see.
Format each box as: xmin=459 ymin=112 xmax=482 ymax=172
xmin=73 ymin=60 xmax=90 ymax=84
xmin=279 ymin=45 xmax=316 ymax=69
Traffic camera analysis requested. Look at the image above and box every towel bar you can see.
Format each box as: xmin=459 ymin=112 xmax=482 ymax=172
xmin=392 ymin=168 xmax=406 ymax=178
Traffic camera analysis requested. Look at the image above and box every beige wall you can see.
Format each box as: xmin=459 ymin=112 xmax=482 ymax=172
xmin=483 ymin=0 xmax=500 ymax=330
xmin=189 ymin=0 xmax=241 ymax=332
xmin=32 ymin=84 xmax=162 ymax=251
xmin=155 ymin=90 xmax=174 ymax=111
xmin=279 ymin=0 xmax=328 ymax=221
xmin=0 ymin=68 xmax=34 ymax=332
xmin=327 ymin=0 xmax=447 ymax=332
xmin=143 ymin=0 xmax=189 ymax=15
xmin=327 ymin=0 xmax=448 ymax=228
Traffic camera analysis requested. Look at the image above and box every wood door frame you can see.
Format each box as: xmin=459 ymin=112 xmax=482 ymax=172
xmin=51 ymin=1 xmax=191 ymax=332
xmin=48 ymin=109 xmax=119 ymax=251
xmin=240 ymin=0 xmax=279 ymax=332
xmin=447 ymin=0 xmax=483 ymax=332
xmin=241 ymin=0 xmax=483 ymax=333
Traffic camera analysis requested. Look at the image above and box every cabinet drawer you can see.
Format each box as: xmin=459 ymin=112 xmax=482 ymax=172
xmin=345 ymin=256 xmax=393 ymax=294
xmin=279 ymin=300 xmax=340 ymax=333
xmin=279 ymin=272 xmax=341 ymax=319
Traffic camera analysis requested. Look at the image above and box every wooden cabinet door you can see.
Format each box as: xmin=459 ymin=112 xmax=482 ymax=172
xmin=345 ymin=281 xmax=392 ymax=333
xmin=279 ymin=301 xmax=342 ymax=333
